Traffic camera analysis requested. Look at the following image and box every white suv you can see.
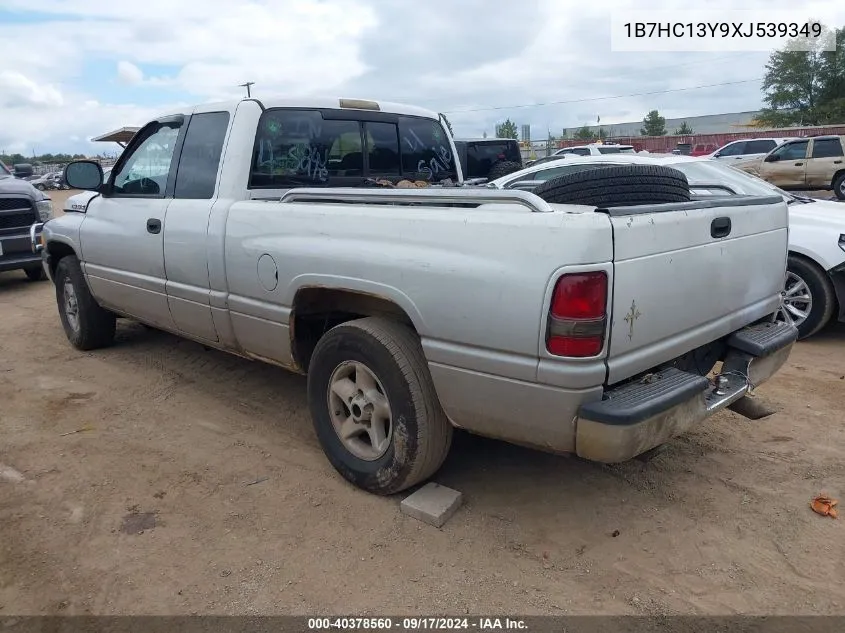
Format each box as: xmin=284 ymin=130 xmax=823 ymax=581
xmin=709 ymin=137 xmax=796 ymax=163
xmin=552 ymin=142 xmax=635 ymax=157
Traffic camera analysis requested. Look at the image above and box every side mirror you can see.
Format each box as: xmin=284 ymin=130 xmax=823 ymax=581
xmin=764 ymin=154 xmax=779 ymax=163
xmin=64 ymin=160 xmax=104 ymax=191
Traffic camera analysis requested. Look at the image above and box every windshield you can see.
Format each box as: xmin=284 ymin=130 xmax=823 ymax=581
xmin=667 ymin=160 xmax=794 ymax=200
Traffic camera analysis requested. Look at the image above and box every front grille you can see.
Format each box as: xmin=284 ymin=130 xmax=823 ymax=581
xmin=0 ymin=197 xmax=33 ymax=212
xmin=0 ymin=212 xmax=35 ymax=230
xmin=0 ymin=196 xmax=36 ymax=232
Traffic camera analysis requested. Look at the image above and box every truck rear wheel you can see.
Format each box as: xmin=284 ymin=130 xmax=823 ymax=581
xmin=54 ymin=256 xmax=116 ymax=350
xmin=533 ymin=164 xmax=691 ymax=206
xmin=306 ymin=317 xmax=453 ymax=495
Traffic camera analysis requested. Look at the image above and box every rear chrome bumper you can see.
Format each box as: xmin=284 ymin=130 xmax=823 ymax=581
xmin=574 ymin=320 xmax=798 ymax=463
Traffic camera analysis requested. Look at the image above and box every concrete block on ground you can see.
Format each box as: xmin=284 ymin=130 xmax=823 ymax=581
xmin=400 ymin=482 xmax=463 ymax=528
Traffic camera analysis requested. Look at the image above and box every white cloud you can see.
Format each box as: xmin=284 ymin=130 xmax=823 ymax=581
xmin=0 ymin=0 xmax=843 ymax=152
xmin=0 ymin=71 xmax=64 ymax=108
xmin=116 ymin=61 xmax=144 ymax=86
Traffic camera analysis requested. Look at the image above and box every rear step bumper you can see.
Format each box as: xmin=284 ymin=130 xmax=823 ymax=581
xmin=575 ymin=320 xmax=798 ymax=463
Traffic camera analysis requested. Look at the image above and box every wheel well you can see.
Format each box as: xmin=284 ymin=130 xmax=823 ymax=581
xmin=46 ymin=242 xmax=76 ymax=277
xmin=833 ymin=168 xmax=845 ymax=185
xmin=291 ymin=287 xmax=417 ymax=372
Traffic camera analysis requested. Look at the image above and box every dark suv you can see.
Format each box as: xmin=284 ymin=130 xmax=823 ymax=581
xmin=0 ymin=160 xmax=52 ymax=281
xmin=454 ymin=138 xmax=523 ymax=181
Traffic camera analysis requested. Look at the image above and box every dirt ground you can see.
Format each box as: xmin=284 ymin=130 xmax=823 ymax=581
xmin=1 ymin=189 xmax=843 ymax=616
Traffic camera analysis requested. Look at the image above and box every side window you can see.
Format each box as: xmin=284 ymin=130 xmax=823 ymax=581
xmin=250 ymin=109 xmax=363 ymax=188
xmin=811 ymin=138 xmax=844 ymax=159
xmin=718 ymin=141 xmax=746 ymax=156
xmin=113 ymin=121 xmax=182 ymax=196
xmin=174 ymin=112 xmax=230 ymax=199
xmin=569 ymin=148 xmax=591 ymax=156
xmin=397 ymin=117 xmax=456 ymax=181
xmin=745 ymin=140 xmax=776 ymax=154
xmin=774 ymin=141 xmax=809 ymax=161
xmin=365 ymin=122 xmax=400 ymax=176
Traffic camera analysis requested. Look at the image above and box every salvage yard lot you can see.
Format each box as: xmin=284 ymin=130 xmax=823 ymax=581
xmin=1 ymin=191 xmax=844 ymax=616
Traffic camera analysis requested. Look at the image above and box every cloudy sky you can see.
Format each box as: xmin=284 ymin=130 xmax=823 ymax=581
xmin=1 ymin=0 xmax=843 ymax=155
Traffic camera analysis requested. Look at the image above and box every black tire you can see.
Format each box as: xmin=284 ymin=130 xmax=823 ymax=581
xmin=533 ymin=164 xmax=691 ymax=207
xmin=54 ymin=256 xmax=116 ymax=350
xmin=781 ymin=254 xmax=836 ymax=339
xmin=487 ymin=160 xmax=522 ymax=181
xmin=307 ymin=317 xmax=453 ymax=495
xmin=24 ymin=266 xmax=46 ymax=281
xmin=833 ymin=172 xmax=845 ymax=201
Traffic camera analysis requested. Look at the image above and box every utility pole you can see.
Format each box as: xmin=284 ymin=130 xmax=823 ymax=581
xmin=239 ymin=82 xmax=255 ymax=98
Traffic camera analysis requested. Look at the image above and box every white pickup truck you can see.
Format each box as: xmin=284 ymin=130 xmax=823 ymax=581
xmin=34 ymin=97 xmax=798 ymax=495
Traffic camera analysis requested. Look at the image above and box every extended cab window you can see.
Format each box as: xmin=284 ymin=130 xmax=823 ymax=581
xmin=811 ymin=138 xmax=844 ymax=158
xmin=174 ymin=112 xmax=230 ymax=199
xmin=112 ymin=121 xmax=182 ymax=196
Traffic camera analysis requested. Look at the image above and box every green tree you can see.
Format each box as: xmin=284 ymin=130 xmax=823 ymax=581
xmin=439 ymin=113 xmax=454 ymax=137
xmin=640 ymin=110 xmax=667 ymax=136
xmin=495 ymin=118 xmax=519 ymax=139
xmin=757 ymin=24 xmax=845 ymax=126
xmin=574 ymin=126 xmax=596 ymax=140
xmin=674 ymin=121 xmax=694 ymax=135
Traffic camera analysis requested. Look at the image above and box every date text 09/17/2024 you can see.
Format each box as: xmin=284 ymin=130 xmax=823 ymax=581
xmin=307 ymin=617 xmax=527 ymax=630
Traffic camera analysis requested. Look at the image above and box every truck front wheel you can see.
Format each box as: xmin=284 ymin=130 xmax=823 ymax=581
xmin=306 ymin=317 xmax=453 ymax=495
xmin=54 ymin=256 xmax=116 ymax=350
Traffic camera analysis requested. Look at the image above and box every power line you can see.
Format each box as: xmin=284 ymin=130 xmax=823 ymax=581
xmin=443 ymin=78 xmax=763 ymax=114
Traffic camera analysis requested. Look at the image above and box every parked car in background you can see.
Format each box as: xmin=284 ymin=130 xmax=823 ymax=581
xmin=37 ymin=96 xmax=796 ymax=495
xmin=739 ymin=135 xmax=845 ymax=200
xmin=553 ymin=142 xmax=635 ymax=157
xmin=453 ymin=138 xmax=522 ymax=181
xmin=488 ymin=153 xmax=845 ymax=339
xmin=30 ymin=172 xmax=62 ymax=191
xmin=709 ymin=137 xmax=796 ymax=164
xmin=1 ymin=163 xmax=52 ymax=280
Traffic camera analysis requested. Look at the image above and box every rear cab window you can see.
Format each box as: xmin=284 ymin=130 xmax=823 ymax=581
xmin=249 ymin=109 xmax=456 ymax=188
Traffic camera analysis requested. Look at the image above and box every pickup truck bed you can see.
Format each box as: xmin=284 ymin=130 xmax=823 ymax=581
xmin=36 ymin=97 xmax=797 ymax=494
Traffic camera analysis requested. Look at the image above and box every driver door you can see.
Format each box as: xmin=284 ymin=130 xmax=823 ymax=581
xmin=79 ymin=116 xmax=185 ymax=330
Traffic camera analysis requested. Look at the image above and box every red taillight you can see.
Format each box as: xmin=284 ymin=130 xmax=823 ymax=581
xmin=550 ymin=272 xmax=607 ymax=319
xmin=546 ymin=271 xmax=608 ymax=358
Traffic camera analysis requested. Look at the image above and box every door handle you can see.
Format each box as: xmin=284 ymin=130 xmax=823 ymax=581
xmin=794 ymin=162 xmax=804 ymax=166
xmin=711 ymin=216 xmax=731 ymax=239
xmin=146 ymin=218 xmax=162 ymax=234
xmin=835 ymin=160 xmax=843 ymax=164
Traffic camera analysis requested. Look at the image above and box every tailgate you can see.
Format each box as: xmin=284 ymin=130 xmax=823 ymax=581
xmin=604 ymin=195 xmax=787 ymax=385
